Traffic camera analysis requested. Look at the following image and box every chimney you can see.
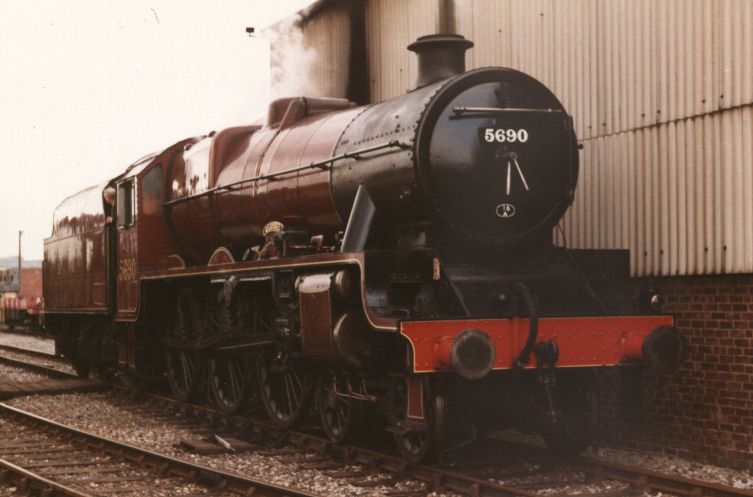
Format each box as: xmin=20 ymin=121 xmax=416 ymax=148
xmin=407 ymin=34 xmax=473 ymax=89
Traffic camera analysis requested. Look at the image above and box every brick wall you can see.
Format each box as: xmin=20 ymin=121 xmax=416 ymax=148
xmin=19 ymin=268 xmax=42 ymax=297
xmin=596 ymin=274 xmax=753 ymax=469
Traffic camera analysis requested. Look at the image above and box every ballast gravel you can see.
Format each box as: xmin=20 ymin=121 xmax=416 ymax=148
xmin=585 ymin=446 xmax=753 ymax=490
xmin=0 ymin=332 xmax=55 ymax=355
xmin=0 ymin=348 xmax=75 ymax=375
xmin=1 ymin=333 xmax=750 ymax=496
xmin=6 ymin=392 xmax=446 ymax=497
xmin=0 ymin=362 xmax=51 ymax=383
xmin=0 ymin=487 xmax=18 ymax=497
xmin=0 ymin=416 xmax=218 ymax=497
xmin=8 ymin=391 xmax=753 ymax=497
xmin=493 ymin=429 xmax=753 ymax=490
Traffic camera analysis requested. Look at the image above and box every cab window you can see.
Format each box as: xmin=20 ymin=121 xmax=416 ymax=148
xmin=117 ymin=179 xmax=135 ymax=227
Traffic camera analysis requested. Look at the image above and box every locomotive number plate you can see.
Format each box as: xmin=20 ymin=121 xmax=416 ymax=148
xmin=478 ymin=127 xmax=529 ymax=144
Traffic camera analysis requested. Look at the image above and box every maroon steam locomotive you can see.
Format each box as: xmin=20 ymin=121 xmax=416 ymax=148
xmin=43 ymin=35 xmax=680 ymax=461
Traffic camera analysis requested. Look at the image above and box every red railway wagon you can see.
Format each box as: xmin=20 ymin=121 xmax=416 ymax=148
xmin=3 ymin=296 xmax=44 ymax=332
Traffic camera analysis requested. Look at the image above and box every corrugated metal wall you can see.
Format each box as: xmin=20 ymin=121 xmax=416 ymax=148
xmin=300 ymin=3 xmax=353 ymax=98
xmin=364 ymin=0 xmax=753 ymax=276
xmin=365 ymin=0 xmax=440 ymax=99
xmin=563 ymin=107 xmax=753 ymax=276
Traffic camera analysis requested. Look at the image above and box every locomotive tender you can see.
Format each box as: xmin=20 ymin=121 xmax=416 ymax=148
xmin=43 ymin=35 xmax=680 ymax=461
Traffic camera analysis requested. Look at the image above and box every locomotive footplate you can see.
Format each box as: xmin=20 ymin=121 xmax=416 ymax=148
xmin=400 ymin=315 xmax=679 ymax=375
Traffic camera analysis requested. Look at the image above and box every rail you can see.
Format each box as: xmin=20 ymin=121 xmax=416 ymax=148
xmin=4 ymin=347 xmax=750 ymax=497
xmin=0 ymin=458 xmax=92 ymax=497
xmin=0 ymin=345 xmax=74 ymax=379
xmin=133 ymin=388 xmax=753 ymax=497
xmin=0 ymin=402 xmax=326 ymax=497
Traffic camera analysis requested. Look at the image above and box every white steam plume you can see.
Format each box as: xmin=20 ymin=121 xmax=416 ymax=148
xmin=267 ymin=14 xmax=322 ymax=99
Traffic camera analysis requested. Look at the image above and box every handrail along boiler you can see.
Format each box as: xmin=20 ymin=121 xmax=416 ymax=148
xmin=43 ymin=34 xmax=681 ymax=461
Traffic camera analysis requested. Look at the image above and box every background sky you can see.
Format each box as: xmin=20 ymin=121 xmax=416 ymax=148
xmin=0 ymin=0 xmax=313 ymax=261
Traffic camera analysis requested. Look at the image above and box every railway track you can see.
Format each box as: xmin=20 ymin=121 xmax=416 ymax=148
xmin=0 ymin=343 xmax=56 ymax=360
xmin=104 ymin=389 xmax=753 ymax=497
xmin=488 ymin=438 xmax=753 ymax=497
xmin=1 ymin=348 xmax=751 ymax=497
xmin=0 ymin=344 xmax=73 ymax=378
xmin=0 ymin=402 xmax=325 ymax=497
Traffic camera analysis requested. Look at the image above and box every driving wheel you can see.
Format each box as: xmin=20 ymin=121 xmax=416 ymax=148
xmin=209 ymin=354 xmax=254 ymax=414
xmin=258 ymin=346 xmax=313 ymax=428
xmin=206 ymin=287 xmax=256 ymax=414
xmin=317 ymin=372 xmax=364 ymax=444
xmin=165 ymin=287 xmax=205 ymax=402
xmin=390 ymin=376 xmax=446 ymax=463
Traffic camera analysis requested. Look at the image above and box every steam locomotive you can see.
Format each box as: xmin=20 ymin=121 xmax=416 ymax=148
xmin=43 ymin=34 xmax=680 ymax=461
